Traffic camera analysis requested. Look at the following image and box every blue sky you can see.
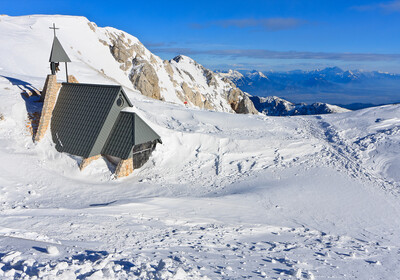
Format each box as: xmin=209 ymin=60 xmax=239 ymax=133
xmin=2 ymin=0 xmax=400 ymax=72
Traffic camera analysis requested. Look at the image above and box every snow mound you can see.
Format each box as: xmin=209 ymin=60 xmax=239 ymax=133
xmin=46 ymin=246 xmax=59 ymax=255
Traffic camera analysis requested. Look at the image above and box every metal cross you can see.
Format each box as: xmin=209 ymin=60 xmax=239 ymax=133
xmin=49 ymin=23 xmax=59 ymax=37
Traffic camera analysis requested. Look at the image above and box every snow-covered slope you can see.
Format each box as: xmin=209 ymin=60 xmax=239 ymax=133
xmin=0 ymin=14 xmax=400 ymax=280
xmin=0 ymin=14 xmax=257 ymax=114
xmin=1 ymin=70 xmax=400 ymax=278
xmin=251 ymin=95 xmax=350 ymax=116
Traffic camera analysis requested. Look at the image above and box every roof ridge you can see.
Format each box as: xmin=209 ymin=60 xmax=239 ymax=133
xmin=61 ymin=83 xmax=122 ymax=88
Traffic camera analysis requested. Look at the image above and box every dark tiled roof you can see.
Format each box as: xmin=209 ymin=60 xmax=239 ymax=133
xmin=102 ymin=111 xmax=160 ymax=159
xmin=51 ymin=83 xmax=126 ymax=158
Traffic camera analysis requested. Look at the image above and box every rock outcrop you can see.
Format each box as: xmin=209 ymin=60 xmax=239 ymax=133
xmin=130 ymin=59 xmax=161 ymax=100
xmin=108 ymin=33 xmax=135 ymax=72
xmin=227 ymin=88 xmax=258 ymax=114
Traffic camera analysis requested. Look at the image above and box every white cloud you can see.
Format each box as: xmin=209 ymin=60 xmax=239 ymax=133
xmin=191 ymin=17 xmax=308 ymax=31
xmin=352 ymin=1 xmax=400 ymax=12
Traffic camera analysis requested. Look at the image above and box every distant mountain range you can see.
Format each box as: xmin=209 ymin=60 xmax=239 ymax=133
xmin=218 ymin=68 xmax=400 ymax=108
xmin=250 ymin=95 xmax=349 ymax=116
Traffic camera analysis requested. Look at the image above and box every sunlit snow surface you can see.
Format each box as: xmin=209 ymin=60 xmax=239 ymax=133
xmin=0 ymin=15 xmax=400 ymax=279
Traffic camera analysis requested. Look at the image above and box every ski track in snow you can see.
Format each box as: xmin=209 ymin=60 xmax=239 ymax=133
xmin=299 ymin=117 xmax=399 ymax=193
xmin=0 ymin=15 xmax=400 ymax=280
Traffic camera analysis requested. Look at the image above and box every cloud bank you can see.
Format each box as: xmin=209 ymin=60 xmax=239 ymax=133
xmin=149 ymin=47 xmax=400 ymax=62
xmin=191 ymin=17 xmax=307 ymax=31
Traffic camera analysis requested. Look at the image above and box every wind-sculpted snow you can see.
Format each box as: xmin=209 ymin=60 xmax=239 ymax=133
xmin=0 ymin=15 xmax=400 ymax=280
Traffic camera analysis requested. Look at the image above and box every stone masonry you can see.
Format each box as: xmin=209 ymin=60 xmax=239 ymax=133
xmin=68 ymin=75 xmax=79 ymax=84
xmin=115 ymin=158 xmax=134 ymax=178
xmin=80 ymin=155 xmax=101 ymax=170
xmin=39 ymin=75 xmax=53 ymax=101
xmin=35 ymin=75 xmax=79 ymax=142
xmin=35 ymin=75 xmax=61 ymax=142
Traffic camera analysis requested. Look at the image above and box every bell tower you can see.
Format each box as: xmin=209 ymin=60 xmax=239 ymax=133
xmin=48 ymin=23 xmax=71 ymax=82
xmin=35 ymin=23 xmax=76 ymax=142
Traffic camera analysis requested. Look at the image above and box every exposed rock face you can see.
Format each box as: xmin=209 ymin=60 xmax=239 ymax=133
xmin=164 ymin=60 xmax=174 ymax=77
xmin=234 ymin=95 xmax=259 ymax=114
xmin=226 ymin=85 xmax=258 ymax=114
xmin=181 ymin=82 xmax=203 ymax=107
xmin=109 ymin=34 xmax=134 ymax=71
xmin=203 ymin=68 xmax=218 ymax=87
xmin=87 ymin=22 xmax=97 ymax=32
xmin=167 ymin=55 xmax=258 ymax=114
xmin=130 ymin=59 xmax=161 ymax=100
xmin=100 ymin=27 xmax=258 ymax=114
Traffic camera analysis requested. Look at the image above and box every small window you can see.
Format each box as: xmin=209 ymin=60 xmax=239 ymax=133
xmin=116 ymin=96 xmax=124 ymax=107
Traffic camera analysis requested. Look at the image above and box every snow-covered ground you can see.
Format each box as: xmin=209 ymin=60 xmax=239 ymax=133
xmin=0 ymin=15 xmax=400 ymax=280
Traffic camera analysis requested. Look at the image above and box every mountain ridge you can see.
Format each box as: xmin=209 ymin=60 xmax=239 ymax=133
xmin=250 ymin=95 xmax=350 ymax=116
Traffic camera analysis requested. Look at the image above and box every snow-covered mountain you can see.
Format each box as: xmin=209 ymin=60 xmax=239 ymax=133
xmin=1 ymin=14 xmax=400 ymax=280
xmin=107 ymin=25 xmax=258 ymax=114
xmin=220 ymin=67 xmax=400 ymax=106
xmin=0 ymin=15 xmax=257 ymax=114
xmin=250 ymin=95 xmax=350 ymax=116
xmin=246 ymin=70 xmax=269 ymax=81
xmin=308 ymin=67 xmax=361 ymax=83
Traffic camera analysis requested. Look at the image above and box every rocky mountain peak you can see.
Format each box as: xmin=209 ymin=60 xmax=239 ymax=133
xmin=100 ymin=27 xmax=258 ymax=114
xmin=247 ymin=70 xmax=268 ymax=80
xmin=172 ymin=55 xmax=195 ymax=64
xmin=218 ymin=70 xmax=244 ymax=80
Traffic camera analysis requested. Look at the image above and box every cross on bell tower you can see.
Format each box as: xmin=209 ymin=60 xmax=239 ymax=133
xmin=49 ymin=23 xmax=59 ymax=37
xmin=48 ymin=23 xmax=71 ymax=82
